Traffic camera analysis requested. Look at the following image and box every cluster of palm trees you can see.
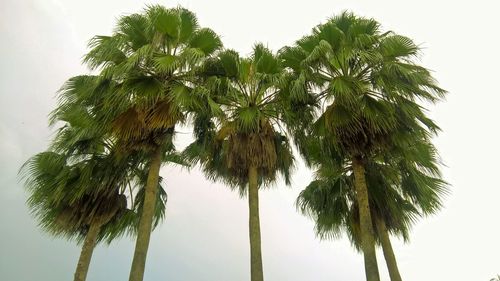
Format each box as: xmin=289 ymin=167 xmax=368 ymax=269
xmin=20 ymin=5 xmax=448 ymax=281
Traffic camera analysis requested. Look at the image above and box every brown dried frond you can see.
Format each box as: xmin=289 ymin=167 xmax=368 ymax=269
xmin=112 ymin=99 xmax=182 ymax=152
xmin=145 ymin=99 xmax=183 ymax=131
xmin=323 ymin=103 xmax=390 ymax=156
xmin=112 ymin=107 xmax=147 ymax=141
xmin=55 ymin=191 xmax=127 ymax=231
xmin=226 ymin=120 xmax=278 ymax=179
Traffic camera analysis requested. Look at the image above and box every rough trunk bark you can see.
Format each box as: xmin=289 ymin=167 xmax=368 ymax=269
xmin=74 ymin=221 xmax=101 ymax=281
xmin=376 ymin=217 xmax=403 ymax=281
xmin=352 ymin=157 xmax=380 ymax=281
xmin=129 ymin=145 xmax=163 ymax=281
xmin=248 ymin=165 xmax=264 ymax=281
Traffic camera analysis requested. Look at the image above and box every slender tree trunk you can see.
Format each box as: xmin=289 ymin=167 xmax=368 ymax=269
xmin=376 ymin=217 xmax=403 ymax=281
xmin=352 ymin=157 xmax=380 ymax=281
xmin=129 ymin=145 xmax=163 ymax=281
xmin=74 ymin=221 xmax=101 ymax=281
xmin=248 ymin=165 xmax=264 ymax=281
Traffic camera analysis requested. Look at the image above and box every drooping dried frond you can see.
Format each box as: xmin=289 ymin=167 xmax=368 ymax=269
xmin=112 ymin=107 xmax=148 ymax=142
xmin=226 ymin=121 xmax=277 ymax=178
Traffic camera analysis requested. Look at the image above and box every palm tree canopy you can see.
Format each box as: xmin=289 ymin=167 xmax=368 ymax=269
xmin=280 ymin=11 xmax=446 ymax=160
xmin=21 ymin=144 xmax=170 ymax=243
xmin=184 ymin=44 xmax=295 ymax=190
xmin=62 ymin=5 xmax=223 ymax=153
xmin=297 ymin=137 xmax=448 ymax=250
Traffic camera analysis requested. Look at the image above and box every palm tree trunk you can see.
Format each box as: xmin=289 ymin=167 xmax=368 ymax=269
xmin=248 ymin=165 xmax=264 ymax=281
xmin=376 ymin=217 xmax=403 ymax=281
xmin=74 ymin=221 xmax=101 ymax=281
xmin=129 ymin=145 xmax=163 ymax=281
xmin=352 ymin=157 xmax=380 ymax=281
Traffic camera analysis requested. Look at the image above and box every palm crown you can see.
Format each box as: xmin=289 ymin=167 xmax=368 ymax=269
xmin=280 ymin=11 xmax=445 ymax=159
xmin=187 ymin=44 xmax=294 ymax=188
xmin=80 ymin=5 xmax=222 ymax=151
xmin=297 ymin=144 xmax=447 ymax=248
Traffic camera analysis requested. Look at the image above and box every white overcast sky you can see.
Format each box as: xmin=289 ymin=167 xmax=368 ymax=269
xmin=1 ymin=0 xmax=499 ymax=280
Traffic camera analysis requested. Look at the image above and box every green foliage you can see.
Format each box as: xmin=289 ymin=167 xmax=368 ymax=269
xmin=20 ymin=7 xmax=451 ymax=280
xmin=297 ymin=138 xmax=448 ymax=250
xmin=280 ymin=11 xmax=446 ymax=160
xmin=184 ymin=44 xmax=296 ymax=192
xmin=78 ymin=5 xmax=223 ymax=154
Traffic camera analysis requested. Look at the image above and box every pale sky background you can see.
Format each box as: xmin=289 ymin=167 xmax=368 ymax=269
xmin=1 ymin=0 xmax=499 ymax=280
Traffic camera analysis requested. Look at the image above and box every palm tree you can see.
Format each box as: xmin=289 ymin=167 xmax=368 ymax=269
xmin=74 ymin=5 xmax=222 ymax=280
xmin=297 ymin=139 xmax=447 ymax=281
xmin=22 ymin=151 xmax=127 ymax=281
xmin=22 ymin=72 xmax=170 ymax=281
xmin=184 ymin=45 xmax=295 ymax=281
xmin=297 ymin=166 xmax=407 ymax=281
xmin=22 ymin=152 xmax=169 ymax=281
xmin=280 ymin=12 xmax=446 ymax=281
xmin=21 ymin=142 xmax=168 ymax=281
